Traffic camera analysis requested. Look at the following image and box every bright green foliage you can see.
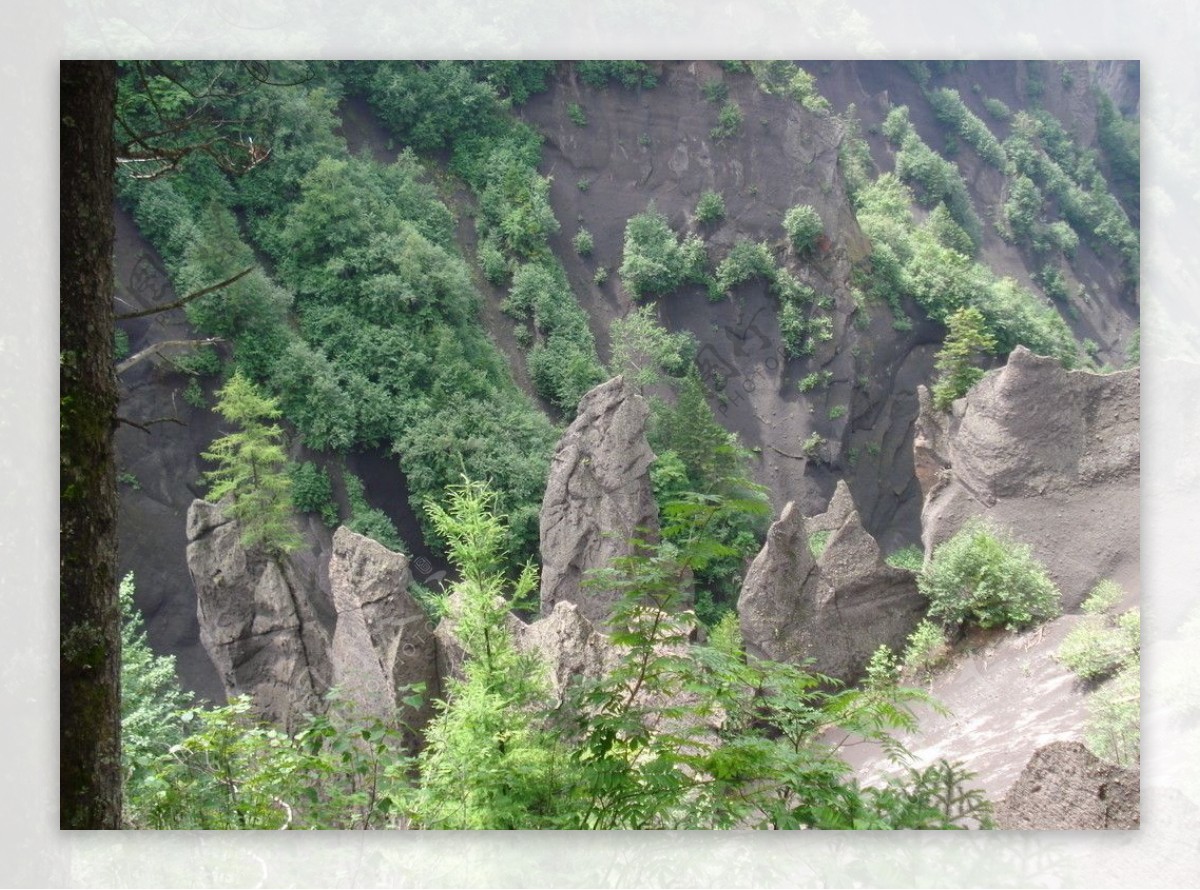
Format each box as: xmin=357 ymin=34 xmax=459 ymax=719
xmin=610 ymin=304 xmax=695 ymax=390
xmin=572 ymin=227 xmax=594 ymax=256
xmin=694 ymin=189 xmax=726 ymax=224
xmin=920 ymin=520 xmax=1061 ymax=630
xmin=924 ymin=202 xmax=975 ymax=256
xmin=798 ymin=370 xmax=834 ymax=392
xmin=711 ymin=102 xmax=743 ymax=140
xmin=120 ymin=573 xmax=194 ymax=828
xmin=808 ymin=530 xmax=831 ymax=558
xmin=577 ymin=61 xmax=657 ymax=90
xmin=932 ymin=306 xmax=997 ymax=410
xmin=837 ymin=105 xmax=875 ymax=202
xmin=202 ymin=372 xmax=302 ymax=554
xmin=783 ymin=204 xmax=824 ymax=254
xmin=410 ymin=479 xmax=559 ymax=828
xmin=1086 ymin=661 xmax=1139 ymax=767
xmin=566 ymin=102 xmax=587 ymax=126
xmin=927 ymin=88 xmax=1007 ymax=169
xmin=715 ymin=239 xmax=776 ymax=293
xmin=902 ymin=619 xmax=949 ymax=679
xmin=619 ymin=206 xmax=709 ymax=299
xmin=344 ymin=470 xmax=405 ymax=553
xmin=289 ymin=461 xmax=338 ymax=527
xmin=701 ymin=79 xmax=728 ymax=104
xmin=1058 ymin=580 xmax=1138 ymax=682
xmin=886 ymin=544 xmax=924 ymax=572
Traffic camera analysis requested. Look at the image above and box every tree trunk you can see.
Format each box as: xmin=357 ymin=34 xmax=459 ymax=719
xmin=60 ymin=60 xmax=121 ymax=829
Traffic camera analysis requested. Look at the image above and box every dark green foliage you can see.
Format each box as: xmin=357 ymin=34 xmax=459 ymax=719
xmin=113 ymin=328 xmax=130 ymax=361
xmin=175 ymin=344 xmax=222 ymax=378
xmin=783 ymin=204 xmax=824 ymax=253
xmin=924 ymin=202 xmax=975 ymax=256
xmin=749 ymin=61 xmax=831 ymax=114
xmin=182 ymin=378 xmax=205 ymax=409
xmin=920 ymin=520 xmax=1061 ymax=630
xmin=503 ymin=261 xmax=607 ymax=413
xmin=932 ymin=306 xmax=997 ymax=410
xmin=610 ymin=305 xmax=695 ymax=390
xmin=702 ymin=78 xmax=728 ymax=104
xmin=468 ymin=61 xmax=554 ymax=104
xmin=619 ymin=206 xmax=709 ymax=299
xmin=838 ymin=105 xmax=874 ymax=202
xmin=344 ymin=469 xmax=405 ymax=553
xmin=289 ymin=461 xmax=338 ymax=527
xmin=711 ymin=102 xmax=743 ymax=141
xmin=577 ymin=61 xmax=657 ymax=90
xmin=1095 ymin=93 xmax=1139 ymax=192
xmin=694 ymin=189 xmax=726 ymax=224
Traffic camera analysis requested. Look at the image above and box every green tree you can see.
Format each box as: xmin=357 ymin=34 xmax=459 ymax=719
xmin=609 ymin=305 xmax=694 ymax=390
xmin=932 ymin=307 xmax=997 ymax=410
xmin=202 ymin=371 xmax=302 ymax=554
xmin=783 ymin=204 xmax=824 ymax=254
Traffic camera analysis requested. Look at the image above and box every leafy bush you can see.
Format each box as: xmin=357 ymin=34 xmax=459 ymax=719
xmin=572 ymin=227 xmax=594 ymax=256
xmin=593 ymin=266 xmax=608 ymax=286
xmin=808 ymin=530 xmax=831 ymax=558
xmin=694 ymin=190 xmax=726 ymax=224
xmin=932 ymin=306 xmax=997 ymax=410
xmin=289 ymin=461 xmax=338 ymax=527
xmin=919 ymin=520 xmax=1061 ymax=630
xmin=182 ymin=378 xmax=206 ymax=409
xmin=711 ymin=101 xmax=743 ymax=140
xmin=982 ymin=97 xmax=1012 ymax=122
xmin=783 ymin=204 xmax=824 ymax=254
xmin=577 ymin=61 xmax=657 ymax=90
xmin=828 ymin=405 xmax=847 ymax=420
xmin=749 ymin=61 xmax=831 ymax=114
xmin=801 ymin=432 xmax=825 ymax=460
xmin=566 ymin=102 xmax=587 ymax=126
xmin=1086 ymin=662 xmax=1139 ymax=767
xmin=344 ymin=469 xmax=406 ymax=553
xmin=902 ymin=619 xmax=949 ymax=678
xmin=715 ymin=239 xmax=775 ymax=293
xmin=619 ymin=206 xmax=709 ymax=299
xmin=702 ymin=78 xmax=728 ymax=103
xmin=886 ymin=545 xmax=924 ymax=572
xmin=927 ymin=88 xmax=1007 ymax=169
xmin=798 ymin=370 xmax=833 ymax=392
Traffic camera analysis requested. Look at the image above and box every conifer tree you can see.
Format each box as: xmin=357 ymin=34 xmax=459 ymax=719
xmin=202 ymin=371 xmax=302 ymax=554
xmin=931 ymin=306 xmax=997 ymax=410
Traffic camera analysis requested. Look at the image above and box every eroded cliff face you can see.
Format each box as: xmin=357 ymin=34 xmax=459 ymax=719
xmin=916 ymin=346 xmax=1140 ymax=608
xmin=995 ymin=741 xmax=1139 ymax=829
xmin=737 ymin=481 xmax=926 ymax=683
xmin=186 ymin=499 xmax=333 ymax=731
xmin=187 ymin=502 xmax=440 ymax=734
xmin=539 ymin=375 xmax=660 ymax=624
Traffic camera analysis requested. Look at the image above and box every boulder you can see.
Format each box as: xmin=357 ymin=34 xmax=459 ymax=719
xmin=918 ymin=347 xmax=1140 ymax=608
xmin=994 ymin=741 xmax=1140 ymax=829
xmin=328 ymin=527 xmax=439 ymax=731
xmin=186 ymin=499 xmax=331 ymax=731
xmin=519 ymin=601 xmax=617 ymax=703
xmin=738 ymin=491 xmax=925 ymax=682
xmin=539 ymin=376 xmax=660 ymax=624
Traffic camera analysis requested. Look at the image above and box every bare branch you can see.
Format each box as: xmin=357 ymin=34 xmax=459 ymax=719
xmin=116 ymin=266 xmax=254 ymax=321
xmin=117 ymin=337 xmax=223 ymax=375
xmin=116 ymin=415 xmax=186 ymax=435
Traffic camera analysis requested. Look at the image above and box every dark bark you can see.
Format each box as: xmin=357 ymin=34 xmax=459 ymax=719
xmin=60 ymin=60 xmax=121 ymax=829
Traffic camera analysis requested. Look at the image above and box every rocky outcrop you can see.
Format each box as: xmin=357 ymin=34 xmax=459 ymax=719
xmin=328 ymin=527 xmax=439 ymax=730
xmin=539 ymin=376 xmax=660 ymax=624
xmin=737 ymin=486 xmax=926 ymax=682
xmin=519 ymin=601 xmax=617 ymax=702
xmin=186 ymin=499 xmax=332 ymax=730
xmin=994 ymin=741 xmax=1140 ymax=829
xmin=917 ymin=346 xmax=1140 ymax=609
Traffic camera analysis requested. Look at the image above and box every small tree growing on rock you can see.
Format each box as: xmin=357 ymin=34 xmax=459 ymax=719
xmin=202 ymin=371 xmax=302 ymax=554
xmin=783 ymin=204 xmax=824 ymax=254
xmin=932 ymin=306 xmax=997 ymax=410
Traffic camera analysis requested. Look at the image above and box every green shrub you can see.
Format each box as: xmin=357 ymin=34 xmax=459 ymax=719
xmin=798 ymin=370 xmax=833 ymax=393
xmin=572 ymin=228 xmax=594 ymax=256
xmin=344 ymin=470 xmax=406 ymax=553
xmin=694 ymin=190 xmax=726 ymax=224
xmin=577 ymin=61 xmax=657 ymax=90
xmin=566 ymin=103 xmax=587 ymax=127
xmin=801 ymin=432 xmax=825 ymax=460
xmin=982 ymin=97 xmax=1012 ymax=122
xmin=919 ymin=520 xmax=1061 ymax=630
xmin=808 ymin=530 xmax=831 ymax=558
xmin=114 ymin=328 xmax=130 ymax=361
xmin=1086 ymin=662 xmax=1139 ymax=766
xmin=715 ymin=239 xmax=775 ymax=293
xmin=289 ymin=461 xmax=339 ymax=527
xmin=783 ymin=204 xmax=824 ymax=254
xmin=576 ymin=177 xmax=591 ymax=192
xmin=902 ymin=619 xmax=949 ymax=678
xmin=711 ymin=102 xmax=743 ymax=141
xmin=932 ymin=306 xmax=997 ymax=411
xmin=619 ymin=206 xmax=709 ymax=299
xmin=702 ymin=79 xmax=728 ymax=104
xmin=182 ymin=378 xmax=206 ymax=409
xmin=593 ymin=266 xmax=608 ymax=286
xmin=176 ymin=344 xmax=222 ymax=377
xmin=1058 ymin=618 xmax=1134 ymax=681
xmin=828 ymin=405 xmax=847 ymax=420
xmin=927 ymin=88 xmax=1007 ymax=170
xmin=886 ymin=545 xmax=925 ymax=572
